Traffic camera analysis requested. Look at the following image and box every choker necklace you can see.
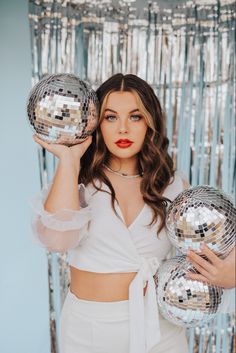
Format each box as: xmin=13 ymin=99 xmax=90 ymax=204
xmin=103 ymin=164 xmax=143 ymax=179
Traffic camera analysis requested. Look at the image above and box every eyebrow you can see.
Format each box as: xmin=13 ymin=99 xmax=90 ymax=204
xmin=104 ymin=108 xmax=140 ymax=114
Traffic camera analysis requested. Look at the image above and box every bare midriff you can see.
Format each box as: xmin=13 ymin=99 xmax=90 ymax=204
xmin=69 ymin=266 xmax=148 ymax=301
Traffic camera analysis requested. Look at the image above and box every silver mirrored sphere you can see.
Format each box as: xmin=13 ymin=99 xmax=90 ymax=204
xmin=155 ymin=256 xmax=224 ymax=327
xmin=27 ymin=73 xmax=99 ymax=145
xmin=166 ymin=186 xmax=235 ymax=258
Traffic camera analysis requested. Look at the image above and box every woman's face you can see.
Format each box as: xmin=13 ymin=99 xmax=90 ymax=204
xmin=100 ymin=91 xmax=148 ymax=160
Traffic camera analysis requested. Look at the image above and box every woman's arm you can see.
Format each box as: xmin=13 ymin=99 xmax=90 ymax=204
xmin=30 ymin=136 xmax=92 ymax=253
xmin=34 ymin=134 xmax=92 ymax=212
xmin=44 ymin=151 xmax=81 ymax=213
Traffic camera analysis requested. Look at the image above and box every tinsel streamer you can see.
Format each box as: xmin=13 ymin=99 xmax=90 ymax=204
xmin=36 ymin=145 xmax=71 ymax=353
xmin=28 ymin=1 xmax=236 ymax=352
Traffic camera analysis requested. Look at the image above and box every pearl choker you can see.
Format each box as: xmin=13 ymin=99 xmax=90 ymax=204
xmin=103 ymin=164 xmax=143 ymax=179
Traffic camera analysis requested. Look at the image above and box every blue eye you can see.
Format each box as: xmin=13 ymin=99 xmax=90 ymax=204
xmin=104 ymin=114 xmax=142 ymax=122
xmin=104 ymin=115 xmax=117 ymax=121
xmin=130 ymin=115 xmax=142 ymax=121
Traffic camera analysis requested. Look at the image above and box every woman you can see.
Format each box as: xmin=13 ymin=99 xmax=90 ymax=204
xmin=31 ymin=74 xmax=235 ymax=353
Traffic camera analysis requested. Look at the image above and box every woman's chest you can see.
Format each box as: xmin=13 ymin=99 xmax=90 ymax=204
xmin=86 ymin=186 xmax=172 ymax=261
xmin=115 ymin=184 xmax=145 ymax=228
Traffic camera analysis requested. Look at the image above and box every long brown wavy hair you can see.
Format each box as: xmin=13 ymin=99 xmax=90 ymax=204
xmin=79 ymin=73 xmax=175 ymax=235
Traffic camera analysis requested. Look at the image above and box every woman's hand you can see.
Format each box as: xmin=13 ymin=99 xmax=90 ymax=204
xmin=185 ymin=244 xmax=236 ymax=289
xmin=33 ymin=134 xmax=92 ymax=162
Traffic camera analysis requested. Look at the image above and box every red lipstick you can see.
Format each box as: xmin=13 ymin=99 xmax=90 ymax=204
xmin=115 ymin=139 xmax=133 ymax=148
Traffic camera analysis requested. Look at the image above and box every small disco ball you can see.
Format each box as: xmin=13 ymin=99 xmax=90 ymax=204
xmin=27 ymin=73 xmax=99 ymax=145
xmin=166 ymin=186 xmax=236 ymax=259
xmin=156 ymin=256 xmax=224 ymax=327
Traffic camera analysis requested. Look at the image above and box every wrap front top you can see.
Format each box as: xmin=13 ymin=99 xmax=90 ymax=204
xmin=31 ymin=171 xmax=187 ymax=353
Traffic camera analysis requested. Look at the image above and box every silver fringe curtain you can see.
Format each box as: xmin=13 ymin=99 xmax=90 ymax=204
xmin=28 ymin=1 xmax=235 ymax=353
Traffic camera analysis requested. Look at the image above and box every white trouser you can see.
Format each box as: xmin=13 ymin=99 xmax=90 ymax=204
xmin=59 ymin=287 xmax=189 ymax=353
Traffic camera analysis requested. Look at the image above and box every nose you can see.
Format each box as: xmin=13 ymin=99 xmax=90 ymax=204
xmin=118 ymin=119 xmax=128 ymax=134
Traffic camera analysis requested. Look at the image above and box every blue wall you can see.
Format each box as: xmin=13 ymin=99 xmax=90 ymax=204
xmin=0 ymin=1 xmax=50 ymax=352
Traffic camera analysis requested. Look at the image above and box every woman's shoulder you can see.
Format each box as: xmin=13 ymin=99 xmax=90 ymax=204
xmin=173 ymin=170 xmax=190 ymax=188
xmin=163 ymin=170 xmax=190 ymax=201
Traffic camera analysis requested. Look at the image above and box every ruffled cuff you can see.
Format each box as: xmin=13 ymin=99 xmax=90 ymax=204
xmin=29 ymin=183 xmax=92 ymax=252
xmin=30 ymin=183 xmax=92 ymax=231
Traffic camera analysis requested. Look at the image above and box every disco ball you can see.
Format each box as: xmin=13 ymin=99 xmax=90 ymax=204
xmin=27 ymin=73 xmax=99 ymax=145
xmin=155 ymin=256 xmax=224 ymax=327
xmin=166 ymin=186 xmax=235 ymax=259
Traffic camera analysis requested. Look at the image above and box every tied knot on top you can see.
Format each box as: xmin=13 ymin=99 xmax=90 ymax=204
xmin=128 ymin=256 xmax=162 ymax=353
xmin=140 ymin=257 xmax=160 ymax=288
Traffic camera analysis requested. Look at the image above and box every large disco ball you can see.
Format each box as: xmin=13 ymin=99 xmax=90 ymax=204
xmin=166 ymin=186 xmax=235 ymax=259
xmin=155 ymin=256 xmax=224 ymax=327
xmin=27 ymin=73 xmax=99 ymax=145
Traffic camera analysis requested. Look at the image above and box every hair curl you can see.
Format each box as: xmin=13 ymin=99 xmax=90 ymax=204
xmin=79 ymin=73 xmax=175 ymax=235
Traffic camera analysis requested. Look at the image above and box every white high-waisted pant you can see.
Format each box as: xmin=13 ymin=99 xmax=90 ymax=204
xmin=59 ymin=288 xmax=189 ymax=353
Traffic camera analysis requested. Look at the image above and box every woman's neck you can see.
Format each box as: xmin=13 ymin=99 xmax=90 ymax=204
xmin=106 ymin=157 xmax=139 ymax=176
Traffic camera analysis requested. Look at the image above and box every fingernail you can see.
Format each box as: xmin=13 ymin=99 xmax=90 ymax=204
xmin=200 ymin=243 xmax=205 ymax=249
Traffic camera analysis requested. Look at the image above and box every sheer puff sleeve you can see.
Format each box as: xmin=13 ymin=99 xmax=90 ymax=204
xmin=219 ymin=287 xmax=235 ymax=313
xmin=29 ymin=183 xmax=92 ymax=253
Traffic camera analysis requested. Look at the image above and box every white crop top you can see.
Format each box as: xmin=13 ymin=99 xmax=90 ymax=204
xmin=30 ymin=170 xmax=234 ymax=353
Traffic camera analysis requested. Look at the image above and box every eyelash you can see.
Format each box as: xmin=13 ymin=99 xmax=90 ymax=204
xmin=104 ymin=115 xmax=143 ymax=122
